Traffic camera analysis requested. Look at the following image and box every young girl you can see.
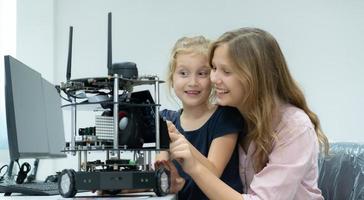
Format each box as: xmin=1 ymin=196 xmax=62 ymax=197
xmin=156 ymin=36 xmax=246 ymax=200
xmin=167 ymin=28 xmax=329 ymax=200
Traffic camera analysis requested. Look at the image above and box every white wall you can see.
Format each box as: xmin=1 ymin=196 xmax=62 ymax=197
xmin=16 ymin=0 xmax=55 ymax=82
xmin=14 ymin=0 xmax=364 ymax=159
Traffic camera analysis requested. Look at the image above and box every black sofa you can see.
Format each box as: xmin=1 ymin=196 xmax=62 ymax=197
xmin=318 ymin=143 xmax=364 ymax=200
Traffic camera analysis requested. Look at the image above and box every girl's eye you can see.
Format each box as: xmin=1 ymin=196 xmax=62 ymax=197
xmin=223 ymin=70 xmax=231 ymax=74
xmin=198 ymin=70 xmax=210 ymax=77
xmin=178 ymin=70 xmax=189 ymax=77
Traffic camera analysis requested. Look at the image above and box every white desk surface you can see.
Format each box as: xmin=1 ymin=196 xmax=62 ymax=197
xmin=1 ymin=192 xmax=176 ymax=199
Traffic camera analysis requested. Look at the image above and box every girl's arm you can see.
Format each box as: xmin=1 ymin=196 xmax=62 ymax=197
xmin=167 ymin=121 xmax=238 ymax=177
xmin=169 ymin=125 xmax=244 ymax=200
xmin=191 ymin=133 xmax=238 ymax=177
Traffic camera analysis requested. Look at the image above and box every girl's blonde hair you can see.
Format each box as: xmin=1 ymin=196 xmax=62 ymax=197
xmin=166 ymin=36 xmax=211 ymax=92
xmin=209 ymin=28 xmax=329 ymax=172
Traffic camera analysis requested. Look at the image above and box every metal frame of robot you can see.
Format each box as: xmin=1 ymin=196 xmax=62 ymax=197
xmin=57 ymin=74 xmax=170 ymax=198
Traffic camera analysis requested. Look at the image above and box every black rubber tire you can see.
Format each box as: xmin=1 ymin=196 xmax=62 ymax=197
xmin=58 ymin=169 xmax=77 ymax=198
xmin=154 ymin=167 xmax=170 ymax=196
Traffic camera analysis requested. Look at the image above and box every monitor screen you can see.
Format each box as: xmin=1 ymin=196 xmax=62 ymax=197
xmin=41 ymin=78 xmax=66 ymax=157
xmin=4 ymin=55 xmax=66 ymax=161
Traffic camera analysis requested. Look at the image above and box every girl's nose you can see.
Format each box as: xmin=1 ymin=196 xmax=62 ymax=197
xmin=210 ymin=70 xmax=219 ymax=84
xmin=188 ymin=75 xmax=198 ymax=86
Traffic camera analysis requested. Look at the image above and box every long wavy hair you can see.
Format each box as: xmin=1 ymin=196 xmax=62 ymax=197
xmin=209 ymin=28 xmax=329 ymax=172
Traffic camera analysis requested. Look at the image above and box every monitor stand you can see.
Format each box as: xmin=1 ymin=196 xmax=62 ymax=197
xmin=6 ymin=160 xmax=14 ymax=181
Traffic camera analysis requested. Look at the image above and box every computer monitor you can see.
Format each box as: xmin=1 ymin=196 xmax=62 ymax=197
xmin=41 ymin=78 xmax=67 ymax=157
xmin=4 ymin=55 xmax=66 ymax=162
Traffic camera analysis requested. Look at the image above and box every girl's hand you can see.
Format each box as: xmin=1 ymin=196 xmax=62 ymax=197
xmin=167 ymin=121 xmax=198 ymax=175
xmin=155 ymin=160 xmax=185 ymax=193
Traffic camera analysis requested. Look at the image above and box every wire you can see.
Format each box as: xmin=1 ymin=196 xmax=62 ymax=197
xmin=0 ymin=165 xmax=9 ymax=182
xmin=15 ymin=160 xmax=20 ymax=169
xmin=0 ymin=165 xmax=8 ymax=175
xmin=59 ymin=92 xmax=72 ymax=102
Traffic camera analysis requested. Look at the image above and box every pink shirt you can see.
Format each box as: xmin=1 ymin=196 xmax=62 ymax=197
xmin=239 ymin=104 xmax=324 ymax=200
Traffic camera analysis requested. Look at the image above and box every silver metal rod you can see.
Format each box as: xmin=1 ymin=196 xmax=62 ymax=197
xmin=148 ymin=151 xmax=152 ymax=170
xmin=70 ymin=98 xmax=76 ymax=155
xmin=154 ymin=77 xmax=160 ymax=149
xmin=113 ymin=74 xmax=120 ymax=159
xmin=83 ymin=150 xmax=88 ymax=165
xmin=77 ymin=150 xmax=81 ymax=171
xmin=143 ymin=151 xmax=147 ymax=170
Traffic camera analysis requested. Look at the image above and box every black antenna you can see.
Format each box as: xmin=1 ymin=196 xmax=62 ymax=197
xmin=107 ymin=12 xmax=112 ymax=76
xmin=66 ymin=26 xmax=73 ymax=81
